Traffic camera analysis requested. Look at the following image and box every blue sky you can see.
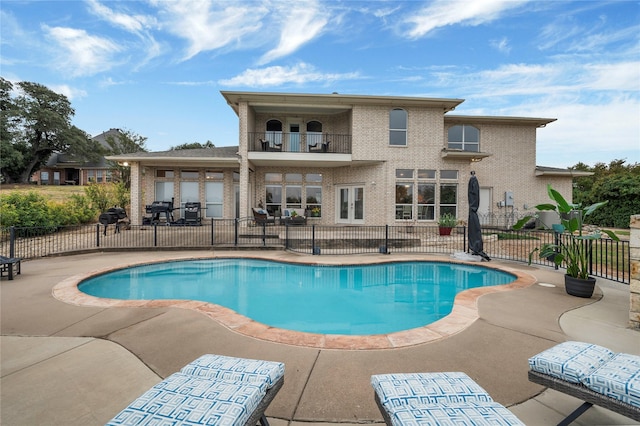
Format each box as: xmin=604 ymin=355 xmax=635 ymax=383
xmin=1 ymin=0 xmax=638 ymax=168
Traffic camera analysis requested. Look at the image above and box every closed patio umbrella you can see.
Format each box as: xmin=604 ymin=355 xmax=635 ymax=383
xmin=468 ymin=171 xmax=491 ymax=261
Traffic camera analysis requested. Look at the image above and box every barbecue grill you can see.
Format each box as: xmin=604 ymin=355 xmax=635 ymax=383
xmin=143 ymin=200 xmax=175 ymax=225
xmin=184 ymin=202 xmax=202 ymax=225
xmin=99 ymin=207 xmax=127 ymax=235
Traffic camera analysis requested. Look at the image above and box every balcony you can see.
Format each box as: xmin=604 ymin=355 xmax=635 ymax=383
xmin=248 ymin=132 xmax=352 ymax=154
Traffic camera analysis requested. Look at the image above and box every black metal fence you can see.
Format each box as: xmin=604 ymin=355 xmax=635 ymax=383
xmin=0 ymin=220 xmax=630 ymax=284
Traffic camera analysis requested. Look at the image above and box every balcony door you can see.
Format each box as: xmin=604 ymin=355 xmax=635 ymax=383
xmin=336 ymin=185 xmax=364 ymax=224
xmin=288 ymin=122 xmax=301 ymax=152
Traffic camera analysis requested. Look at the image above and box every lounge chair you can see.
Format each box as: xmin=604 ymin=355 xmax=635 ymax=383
xmin=0 ymin=255 xmax=22 ymax=280
xmin=107 ymin=354 xmax=285 ymax=426
xmin=252 ymin=208 xmax=276 ymax=225
xmin=528 ymin=341 xmax=640 ymax=425
xmin=371 ymin=372 xmax=525 ymax=425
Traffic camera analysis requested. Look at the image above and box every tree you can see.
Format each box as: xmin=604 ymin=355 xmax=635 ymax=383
xmin=103 ymin=128 xmax=147 ymax=189
xmin=0 ymin=77 xmax=101 ymax=183
xmin=570 ymin=159 xmax=640 ymax=228
xmin=170 ymin=141 xmax=215 ymax=150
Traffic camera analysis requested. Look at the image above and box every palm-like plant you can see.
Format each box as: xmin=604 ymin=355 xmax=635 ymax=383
xmin=513 ymin=184 xmax=619 ymax=279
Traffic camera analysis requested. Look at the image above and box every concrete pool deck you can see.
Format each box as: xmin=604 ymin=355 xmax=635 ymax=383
xmin=1 ymin=251 xmax=639 ymax=425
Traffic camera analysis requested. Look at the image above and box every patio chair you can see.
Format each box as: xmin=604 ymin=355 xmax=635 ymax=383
xmin=107 ymin=354 xmax=285 ymax=426
xmin=371 ymin=372 xmax=525 ymax=425
xmin=252 ymin=208 xmax=275 ymax=225
xmin=0 ymin=255 xmax=22 ymax=280
xmin=528 ymin=341 xmax=640 ymax=425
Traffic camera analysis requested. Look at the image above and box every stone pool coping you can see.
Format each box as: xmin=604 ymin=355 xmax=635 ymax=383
xmin=52 ymin=253 xmax=537 ymax=350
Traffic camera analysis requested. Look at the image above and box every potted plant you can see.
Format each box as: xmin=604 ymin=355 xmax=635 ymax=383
xmin=438 ymin=213 xmax=457 ymax=236
xmin=513 ymin=184 xmax=619 ymax=297
xmin=311 ymin=207 xmax=321 ymax=217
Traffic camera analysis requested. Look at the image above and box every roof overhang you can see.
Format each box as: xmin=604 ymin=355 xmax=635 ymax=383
xmin=248 ymin=152 xmax=356 ymax=168
xmin=445 ymin=115 xmax=557 ymax=128
xmin=105 ymin=155 xmax=240 ymax=169
xmin=222 ymin=91 xmax=464 ymax=116
xmin=440 ymin=149 xmax=493 ymax=162
xmin=535 ymin=167 xmax=593 ymax=177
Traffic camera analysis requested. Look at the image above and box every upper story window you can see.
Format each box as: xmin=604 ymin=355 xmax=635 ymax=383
xmin=448 ymin=125 xmax=479 ymax=152
xmin=389 ymin=108 xmax=407 ymax=146
xmin=306 ymin=121 xmax=322 ymax=132
xmin=266 ymin=120 xmax=282 ymax=132
xmin=266 ymin=119 xmax=283 ymax=147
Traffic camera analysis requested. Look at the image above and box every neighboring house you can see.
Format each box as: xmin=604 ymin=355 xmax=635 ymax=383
xmin=31 ymin=128 xmax=122 ymax=185
xmin=108 ymin=91 xmax=590 ymax=227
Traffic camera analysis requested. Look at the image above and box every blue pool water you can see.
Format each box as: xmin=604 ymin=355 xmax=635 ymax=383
xmin=79 ymin=259 xmax=515 ymax=335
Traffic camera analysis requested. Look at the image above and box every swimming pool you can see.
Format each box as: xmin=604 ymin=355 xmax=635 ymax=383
xmin=79 ymin=258 xmax=516 ymax=335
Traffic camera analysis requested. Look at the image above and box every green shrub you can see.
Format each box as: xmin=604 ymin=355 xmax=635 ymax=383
xmin=0 ymin=191 xmax=56 ymax=228
xmin=84 ymin=183 xmax=112 ymax=212
xmin=66 ymin=194 xmax=98 ymax=224
xmin=0 ymin=191 xmax=98 ymax=231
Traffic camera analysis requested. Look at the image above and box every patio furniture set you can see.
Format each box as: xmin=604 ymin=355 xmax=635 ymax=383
xmin=252 ymin=207 xmax=307 ymax=226
xmin=105 ymin=341 xmax=638 ymax=425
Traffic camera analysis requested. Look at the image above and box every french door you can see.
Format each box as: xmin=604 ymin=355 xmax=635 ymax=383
xmin=336 ymin=185 xmax=364 ymax=224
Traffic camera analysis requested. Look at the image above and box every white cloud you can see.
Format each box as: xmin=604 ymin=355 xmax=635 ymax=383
xmin=43 ymin=25 xmax=121 ymax=77
xmin=87 ymin=0 xmax=163 ymax=68
xmin=86 ymin=0 xmax=156 ymax=33
xmin=155 ymin=1 xmax=268 ymax=61
xmin=490 ymin=37 xmax=511 ymax=54
xmin=258 ymin=2 xmax=329 ymax=64
xmin=49 ymin=84 xmax=88 ymax=101
xmin=218 ymin=62 xmax=360 ymax=87
xmin=533 ymin=98 xmax=640 ymax=167
xmin=403 ymin=0 xmax=529 ymax=39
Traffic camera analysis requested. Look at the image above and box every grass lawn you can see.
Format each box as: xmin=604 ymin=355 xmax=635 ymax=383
xmin=0 ymin=184 xmax=85 ymax=203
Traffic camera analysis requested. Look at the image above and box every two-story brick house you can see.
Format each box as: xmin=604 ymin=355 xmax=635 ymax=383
xmin=110 ymin=91 xmax=586 ymax=226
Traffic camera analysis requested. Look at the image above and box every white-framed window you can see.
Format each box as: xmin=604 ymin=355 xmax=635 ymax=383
xmin=181 ymin=170 xmax=199 ymax=179
xmin=41 ymin=171 xmax=49 ymax=184
xmin=264 ymin=172 xmax=323 ymax=216
xmin=389 ymin=108 xmax=407 ymax=146
xmin=87 ymin=170 xmax=95 ymax=183
xmin=306 ymin=186 xmax=322 ymax=217
xmin=396 ymin=169 xmax=458 ymax=221
xmin=306 ymin=120 xmax=323 ymax=151
xmin=266 ymin=119 xmax=283 ymax=148
xmin=205 ymin=181 xmax=223 ymax=218
xmin=448 ymin=125 xmax=479 ymax=152
xmin=439 ymin=184 xmax=458 ymax=217
xmin=395 ymin=169 xmax=413 ymax=220
xmin=155 ymin=181 xmax=173 ymax=202
xmin=286 ymin=185 xmax=302 ymax=209
xmin=180 ymin=181 xmax=199 ymax=217
xmin=265 ymin=185 xmax=282 ymax=216
xmin=417 ymin=183 xmax=435 ymax=220
xmin=440 ymin=170 xmax=459 ymax=180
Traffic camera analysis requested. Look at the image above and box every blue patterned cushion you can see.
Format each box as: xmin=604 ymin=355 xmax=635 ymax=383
xmin=180 ymin=354 xmax=285 ymax=393
xmin=371 ymin=373 xmax=493 ymax=408
xmin=583 ymin=353 xmax=640 ymax=408
xmin=528 ymin=341 xmax=615 ymax=384
xmin=106 ymin=372 xmax=264 ymax=426
xmin=387 ymin=402 xmax=525 ymax=426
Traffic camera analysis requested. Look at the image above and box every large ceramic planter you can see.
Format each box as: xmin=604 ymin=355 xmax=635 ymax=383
xmin=564 ymin=274 xmax=596 ymax=298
